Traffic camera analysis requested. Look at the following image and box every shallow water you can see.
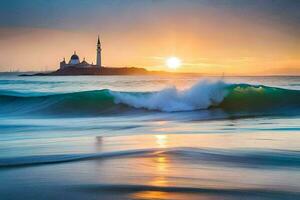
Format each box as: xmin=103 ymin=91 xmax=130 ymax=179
xmin=0 ymin=74 xmax=299 ymax=199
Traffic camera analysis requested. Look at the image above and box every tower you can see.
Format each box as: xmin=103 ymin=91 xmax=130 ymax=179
xmin=96 ymin=35 xmax=102 ymax=67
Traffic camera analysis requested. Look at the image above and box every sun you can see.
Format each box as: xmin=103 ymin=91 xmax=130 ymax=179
xmin=166 ymin=57 xmax=182 ymax=69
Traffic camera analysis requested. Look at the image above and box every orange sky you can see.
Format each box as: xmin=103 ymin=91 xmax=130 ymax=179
xmin=0 ymin=1 xmax=299 ymax=75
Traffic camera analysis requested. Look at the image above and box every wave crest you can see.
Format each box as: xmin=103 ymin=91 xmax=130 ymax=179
xmin=0 ymin=80 xmax=299 ymax=116
xmin=111 ymin=80 xmax=227 ymax=112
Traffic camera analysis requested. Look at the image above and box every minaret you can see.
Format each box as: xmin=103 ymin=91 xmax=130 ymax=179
xmin=96 ymin=35 xmax=102 ymax=67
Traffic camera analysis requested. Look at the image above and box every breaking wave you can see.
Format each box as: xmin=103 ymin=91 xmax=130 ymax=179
xmin=0 ymin=80 xmax=300 ymax=116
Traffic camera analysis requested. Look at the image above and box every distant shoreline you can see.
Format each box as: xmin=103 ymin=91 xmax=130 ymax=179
xmin=0 ymin=68 xmax=298 ymax=77
xmin=19 ymin=66 xmax=174 ymax=76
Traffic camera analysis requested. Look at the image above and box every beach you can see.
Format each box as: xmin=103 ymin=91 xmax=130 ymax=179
xmin=0 ymin=75 xmax=299 ymax=199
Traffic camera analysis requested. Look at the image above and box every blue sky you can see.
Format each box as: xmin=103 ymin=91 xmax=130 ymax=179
xmin=0 ymin=0 xmax=299 ymax=32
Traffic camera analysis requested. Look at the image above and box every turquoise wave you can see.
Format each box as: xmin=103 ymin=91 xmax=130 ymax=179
xmin=0 ymin=83 xmax=299 ymax=116
xmin=221 ymin=84 xmax=300 ymax=111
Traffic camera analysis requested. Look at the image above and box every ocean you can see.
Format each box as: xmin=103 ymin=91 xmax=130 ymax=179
xmin=0 ymin=74 xmax=299 ymax=200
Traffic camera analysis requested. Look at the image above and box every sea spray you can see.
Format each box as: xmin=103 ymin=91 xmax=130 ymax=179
xmin=111 ymin=80 xmax=228 ymax=112
xmin=0 ymin=79 xmax=300 ymax=116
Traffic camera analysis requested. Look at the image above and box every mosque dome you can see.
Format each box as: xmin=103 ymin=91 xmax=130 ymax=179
xmin=69 ymin=51 xmax=80 ymax=65
xmin=71 ymin=54 xmax=79 ymax=60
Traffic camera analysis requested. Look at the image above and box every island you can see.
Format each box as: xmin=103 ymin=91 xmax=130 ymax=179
xmin=20 ymin=36 xmax=173 ymax=76
xmin=24 ymin=66 xmax=170 ymax=76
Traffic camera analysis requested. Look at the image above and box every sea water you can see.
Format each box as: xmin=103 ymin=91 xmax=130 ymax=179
xmin=0 ymin=74 xmax=299 ymax=200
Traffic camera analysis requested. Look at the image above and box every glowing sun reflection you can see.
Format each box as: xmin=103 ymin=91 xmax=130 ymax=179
xmin=131 ymin=153 xmax=170 ymax=200
xmin=155 ymin=135 xmax=168 ymax=148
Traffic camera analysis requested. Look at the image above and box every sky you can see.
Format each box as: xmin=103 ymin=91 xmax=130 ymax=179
xmin=0 ymin=0 xmax=299 ymax=75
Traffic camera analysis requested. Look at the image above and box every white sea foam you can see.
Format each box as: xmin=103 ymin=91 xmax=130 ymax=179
xmin=111 ymin=80 xmax=228 ymax=112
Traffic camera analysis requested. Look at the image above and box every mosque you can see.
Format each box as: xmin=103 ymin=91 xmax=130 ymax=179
xmin=59 ymin=36 xmax=102 ymax=69
xmin=24 ymin=34 xmax=155 ymax=76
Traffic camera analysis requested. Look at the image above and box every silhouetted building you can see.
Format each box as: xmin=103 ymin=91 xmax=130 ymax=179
xmin=96 ymin=35 xmax=102 ymax=67
xmin=60 ymin=36 xmax=102 ymax=69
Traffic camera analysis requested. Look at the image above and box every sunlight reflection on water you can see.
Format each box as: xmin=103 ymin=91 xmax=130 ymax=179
xmin=155 ymin=135 xmax=168 ymax=148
